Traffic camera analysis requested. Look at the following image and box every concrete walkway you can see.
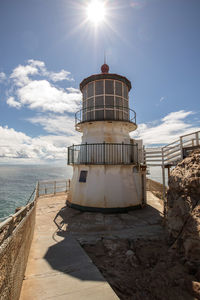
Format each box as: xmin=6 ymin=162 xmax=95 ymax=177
xmin=20 ymin=193 xmax=118 ymax=300
xmin=20 ymin=191 xmax=163 ymax=300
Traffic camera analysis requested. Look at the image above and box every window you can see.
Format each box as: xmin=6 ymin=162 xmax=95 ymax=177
xmin=88 ymin=82 xmax=94 ymax=98
xmin=115 ymin=81 xmax=122 ymax=96
xmin=116 ymin=97 xmax=122 ymax=108
xmin=79 ymin=170 xmax=88 ymax=182
xmin=95 ymin=96 xmax=104 ymax=108
xmin=95 ymin=80 xmax=104 ymax=95
xmin=95 ymin=110 xmax=104 ymax=120
xmin=105 ymin=96 xmax=114 ymax=107
xmin=87 ymin=98 xmax=94 ymax=108
xmin=83 ymin=87 xmax=87 ymax=100
xmin=105 ymin=80 xmax=114 ymax=94
xmin=123 ymin=84 xmax=128 ymax=99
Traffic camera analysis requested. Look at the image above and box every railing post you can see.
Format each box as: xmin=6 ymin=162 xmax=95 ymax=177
xmin=161 ymin=147 xmax=166 ymax=218
xmin=54 ymin=181 xmax=56 ymax=195
xmin=85 ymin=142 xmax=87 ymax=164
xmin=67 ymin=147 xmax=70 ymax=165
xmin=72 ymin=144 xmax=74 ymax=164
xmin=180 ymin=136 xmax=183 ymax=160
xmin=122 ymin=142 xmax=124 ymax=164
xmin=196 ymin=132 xmax=199 ymax=146
xmin=103 ymin=141 xmax=105 ymax=164
xmin=36 ymin=181 xmax=39 ymax=198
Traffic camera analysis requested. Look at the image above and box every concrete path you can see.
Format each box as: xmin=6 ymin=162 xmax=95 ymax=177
xmin=20 ymin=193 xmax=118 ymax=300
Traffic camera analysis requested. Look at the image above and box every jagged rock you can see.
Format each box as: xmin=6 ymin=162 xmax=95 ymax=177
xmin=167 ymin=150 xmax=200 ymax=265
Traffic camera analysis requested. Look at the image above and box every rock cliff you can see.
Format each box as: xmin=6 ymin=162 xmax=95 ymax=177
xmin=167 ymin=149 xmax=200 ymax=268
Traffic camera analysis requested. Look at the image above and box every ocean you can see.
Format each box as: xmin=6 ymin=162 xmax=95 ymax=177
xmin=0 ymin=164 xmax=167 ymax=220
xmin=0 ymin=164 xmax=73 ymax=219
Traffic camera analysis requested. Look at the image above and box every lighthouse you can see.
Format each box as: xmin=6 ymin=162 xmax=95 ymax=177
xmin=67 ymin=64 xmax=146 ymax=212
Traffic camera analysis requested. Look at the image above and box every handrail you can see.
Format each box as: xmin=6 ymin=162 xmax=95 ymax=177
xmin=68 ymin=142 xmax=138 ymax=165
xmin=75 ymin=105 xmax=136 ymax=125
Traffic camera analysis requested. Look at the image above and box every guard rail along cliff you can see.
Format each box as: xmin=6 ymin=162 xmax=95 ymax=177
xmin=0 ymin=179 xmax=70 ymax=300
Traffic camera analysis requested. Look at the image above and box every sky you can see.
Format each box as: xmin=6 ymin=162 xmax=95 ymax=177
xmin=0 ymin=0 xmax=200 ymax=163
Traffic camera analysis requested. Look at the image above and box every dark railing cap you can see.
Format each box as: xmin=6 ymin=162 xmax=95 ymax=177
xmin=80 ymin=73 xmax=132 ymax=92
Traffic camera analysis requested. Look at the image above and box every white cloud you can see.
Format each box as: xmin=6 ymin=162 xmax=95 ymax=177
xmin=7 ymin=60 xmax=81 ymax=113
xmin=131 ymin=110 xmax=200 ymax=145
xmin=0 ymin=125 xmax=77 ymax=161
xmin=28 ymin=114 xmax=80 ymax=137
xmin=10 ymin=64 xmax=39 ymax=86
xmin=16 ymin=80 xmax=81 ymax=113
xmin=7 ymin=97 xmax=21 ymax=109
xmin=48 ymin=70 xmax=72 ymax=82
xmin=0 ymin=72 xmax=6 ymax=82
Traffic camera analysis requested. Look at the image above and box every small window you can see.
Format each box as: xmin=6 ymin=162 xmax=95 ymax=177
xmin=79 ymin=170 xmax=88 ymax=182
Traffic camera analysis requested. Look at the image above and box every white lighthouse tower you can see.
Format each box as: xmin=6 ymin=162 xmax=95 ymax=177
xmin=67 ymin=64 xmax=146 ymax=212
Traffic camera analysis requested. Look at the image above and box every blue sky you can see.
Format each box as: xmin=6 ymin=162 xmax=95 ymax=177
xmin=0 ymin=0 xmax=200 ymax=163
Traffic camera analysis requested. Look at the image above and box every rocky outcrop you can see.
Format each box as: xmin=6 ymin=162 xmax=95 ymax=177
xmin=167 ymin=149 xmax=200 ymax=266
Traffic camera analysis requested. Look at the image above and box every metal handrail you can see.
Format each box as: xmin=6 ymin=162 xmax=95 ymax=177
xmin=75 ymin=105 xmax=136 ymax=125
xmin=68 ymin=142 xmax=138 ymax=165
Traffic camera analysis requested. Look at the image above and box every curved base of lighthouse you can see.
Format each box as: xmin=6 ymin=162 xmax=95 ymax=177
xmin=68 ymin=165 xmax=146 ymax=212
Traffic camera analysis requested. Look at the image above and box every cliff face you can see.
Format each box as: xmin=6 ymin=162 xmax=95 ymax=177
xmin=167 ymin=149 xmax=200 ymax=266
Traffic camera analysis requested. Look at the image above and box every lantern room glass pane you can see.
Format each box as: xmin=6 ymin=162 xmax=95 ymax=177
xmin=116 ymin=97 xmax=122 ymax=108
xmin=95 ymin=110 xmax=104 ymax=120
xmin=123 ymin=84 xmax=128 ymax=99
xmin=115 ymin=81 xmax=122 ymax=96
xmin=87 ymin=111 xmax=94 ymax=121
xmin=83 ymin=87 xmax=87 ymax=100
xmin=95 ymin=96 xmax=104 ymax=108
xmin=105 ymin=80 xmax=114 ymax=94
xmin=105 ymin=96 xmax=114 ymax=107
xmin=95 ymin=80 xmax=104 ymax=95
xmin=106 ymin=110 xmax=114 ymax=120
xmin=87 ymin=82 xmax=94 ymax=98
xmin=87 ymin=98 xmax=94 ymax=108
xmin=123 ymin=99 xmax=128 ymax=108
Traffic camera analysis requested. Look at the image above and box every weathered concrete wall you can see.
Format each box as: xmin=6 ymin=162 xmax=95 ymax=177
xmin=0 ymin=205 xmax=36 ymax=300
xmin=69 ymin=165 xmax=146 ymax=209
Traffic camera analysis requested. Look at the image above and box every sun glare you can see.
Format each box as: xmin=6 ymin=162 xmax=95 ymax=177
xmin=87 ymin=0 xmax=106 ymax=25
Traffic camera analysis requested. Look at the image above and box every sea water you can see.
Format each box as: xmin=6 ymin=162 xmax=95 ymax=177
xmin=0 ymin=164 xmax=167 ymax=220
xmin=0 ymin=164 xmax=73 ymax=219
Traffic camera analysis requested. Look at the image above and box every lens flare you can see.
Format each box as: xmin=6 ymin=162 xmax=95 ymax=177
xmin=87 ymin=0 xmax=105 ymax=25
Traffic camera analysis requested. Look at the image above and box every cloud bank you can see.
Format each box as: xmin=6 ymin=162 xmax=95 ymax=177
xmin=131 ymin=110 xmax=200 ymax=145
xmin=7 ymin=59 xmax=81 ymax=113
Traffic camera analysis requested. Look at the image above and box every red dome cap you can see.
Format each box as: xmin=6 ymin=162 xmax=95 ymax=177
xmin=101 ymin=64 xmax=109 ymax=74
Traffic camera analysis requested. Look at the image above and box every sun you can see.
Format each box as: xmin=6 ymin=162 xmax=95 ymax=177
xmin=86 ymin=0 xmax=106 ymax=26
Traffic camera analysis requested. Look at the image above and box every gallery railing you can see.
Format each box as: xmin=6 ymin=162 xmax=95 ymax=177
xmin=68 ymin=142 xmax=138 ymax=165
xmin=75 ymin=105 xmax=136 ymax=126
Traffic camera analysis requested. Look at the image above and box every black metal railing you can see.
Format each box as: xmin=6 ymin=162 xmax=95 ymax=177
xmin=75 ymin=105 xmax=136 ymax=126
xmin=68 ymin=142 xmax=138 ymax=165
